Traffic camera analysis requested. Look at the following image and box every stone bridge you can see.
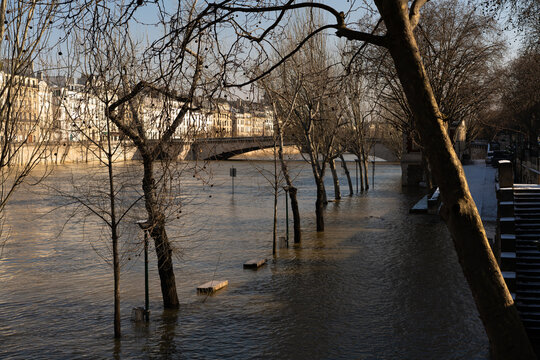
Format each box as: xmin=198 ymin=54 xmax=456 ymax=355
xmin=149 ymin=136 xmax=398 ymax=161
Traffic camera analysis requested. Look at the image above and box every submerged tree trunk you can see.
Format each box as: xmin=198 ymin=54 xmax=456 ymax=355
xmin=288 ymin=186 xmax=301 ymax=243
xmin=374 ymin=1 xmax=535 ymax=357
xmin=107 ymin=152 xmax=121 ymax=338
xmin=329 ymin=157 xmax=341 ymax=200
xmin=361 ymin=147 xmax=369 ymax=190
xmin=321 ymin=165 xmax=328 ymax=206
xmin=339 ymin=154 xmax=354 ymax=196
xmin=277 ymin=129 xmax=301 ymax=243
xmin=307 ymin=148 xmax=326 ymax=231
xmin=273 ymin=144 xmax=278 ymax=255
xmin=315 ymin=177 xmax=325 ymax=231
xmin=356 ymin=155 xmax=364 ymax=191
xmin=142 ymin=156 xmax=179 ymax=309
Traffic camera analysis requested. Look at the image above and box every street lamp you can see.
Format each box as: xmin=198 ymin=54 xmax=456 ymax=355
xmin=136 ymin=220 xmax=151 ymax=322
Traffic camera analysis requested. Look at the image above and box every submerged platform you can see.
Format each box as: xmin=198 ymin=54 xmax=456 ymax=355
xmin=197 ymin=280 xmax=228 ymax=294
xmin=243 ymin=258 xmax=267 ymax=269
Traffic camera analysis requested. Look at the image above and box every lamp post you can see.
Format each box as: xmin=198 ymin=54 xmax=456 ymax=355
xmin=283 ymin=186 xmax=290 ymax=248
xmin=136 ymin=220 xmax=151 ymax=322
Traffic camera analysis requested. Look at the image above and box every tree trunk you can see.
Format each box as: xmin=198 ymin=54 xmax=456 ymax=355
xmin=273 ymin=144 xmax=278 ymax=255
xmin=361 ymin=148 xmax=370 ymax=190
xmin=315 ymin=176 xmax=325 ymax=231
xmin=308 ymin=148 xmax=326 ymax=231
xmin=375 ymin=1 xmax=535 ymax=357
xmin=339 ymin=154 xmax=354 ymax=196
xmin=105 ymin=118 xmax=121 ymax=338
xmin=289 ymin=186 xmax=301 ymax=243
xmin=329 ymin=157 xmax=341 ymax=200
xmin=108 ymin=153 xmax=121 ymax=339
xmin=277 ymin=127 xmax=301 ymax=243
xmin=357 ymin=155 xmax=364 ymax=191
xmin=142 ymin=156 xmax=179 ymax=309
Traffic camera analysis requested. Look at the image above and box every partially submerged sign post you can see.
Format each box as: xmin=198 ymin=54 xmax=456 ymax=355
xmin=230 ymin=167 xmax=237 ymax=195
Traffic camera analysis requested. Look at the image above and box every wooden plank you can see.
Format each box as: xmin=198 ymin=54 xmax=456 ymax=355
xmin=243 ymin=258 xmax=267 ymax=269
xmin=197 ymin=280 xmax=228 ymax=294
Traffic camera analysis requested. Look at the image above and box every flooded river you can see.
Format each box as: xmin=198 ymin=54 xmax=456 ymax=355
xmin=0 ymin=160 xmax=488 ymax=359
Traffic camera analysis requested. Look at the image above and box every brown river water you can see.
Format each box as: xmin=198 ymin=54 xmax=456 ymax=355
xmin=0 ymin=160 xmax=488 ymax=359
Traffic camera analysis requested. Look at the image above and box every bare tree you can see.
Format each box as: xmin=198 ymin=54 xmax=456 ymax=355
xmin=72 ymin=2 xmax=215 ymax=309
xmin=500 ymin=49 xmax=540 ymax=148
xmin=64 ymin=0 xmax=534 ymax=355
xmin=279 ymin=15 xmax=344 ymax=231
xmin=0 ymin=0 xmax=57 ymax=256
xmin=261 ymin=75 xmax=302 ymax=243
xmin=50 ymin=113 xmax=138 ymax=339
xmin=364 ymin=0 xmax=504 ymax=161
xmin=340 ymin=68 xmax=377 ymax=191
xmin=193 ymin=1 xmax=534 ymax=357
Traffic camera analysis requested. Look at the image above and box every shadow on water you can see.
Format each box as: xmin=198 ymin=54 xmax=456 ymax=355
xmin=157 ymin=309 xmax=179 ymax=359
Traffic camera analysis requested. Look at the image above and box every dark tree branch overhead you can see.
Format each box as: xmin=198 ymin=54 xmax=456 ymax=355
xmin=409 ymin=0 xmax=430 ymax=29
xmin=224 ymin=24 xmax=335 ymax=88
xmin=210 ymin=1 xmax=387 ymax=46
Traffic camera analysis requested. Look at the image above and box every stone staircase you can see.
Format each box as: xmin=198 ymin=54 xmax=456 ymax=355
xmin=498 ymin=184 xmax=540 ymax=351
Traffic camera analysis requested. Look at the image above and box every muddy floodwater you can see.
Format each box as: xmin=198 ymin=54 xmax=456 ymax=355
xmin=0 ymin=161 xmax=489 ymax=359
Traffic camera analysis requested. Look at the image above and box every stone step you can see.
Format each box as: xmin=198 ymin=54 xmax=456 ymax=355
xmin=514 ymin=202 xmax=540 ymax=207
xmin=518 ymin=310 xmax=540 ymax=320
xmin=503 ymin=271 xmax=516 ymax=292
xmin=515 ymin=215 xmax=540 ymax=221
xmin=521 ymin=320 xmax=540 ymax=336
xmin=500 ymin=217 xmax=515 ymax=233
xmin=515 ymin=233 xmax=540 ymax=240
xmin=515 ymin=209 xmax=540 ymax=215
xmin=513 ymin=191 xmax=540 ymax=196
xmin=517 ymin=281 xmax=540 ymax=290
xmin=502 ymin=234 xmax=516 ymax=252
xmin=518 ymin=268 xmax=540 ymax=276
xmin=516 ymin=245 xmax=540 ymax=252
xmin=499 ymin=201 xmax=515 ymax=217
xmin=515 ymin=295 xmax=540 ymax=305
xmin=516 ymin=288 xmax=540 ymax=297
xmin=516 ymin=221 xmax=540 ymax=226
xmin=517 ymin=302 xmax=540 ymax=313
xmin=501 ymin=252 xmax=516 ymax=271
xmin=517 ymin=264 xmax=540 ymax=273
xmin=514 ymin=195 xmax=540 ymax=200
xmin=513 ymin=185 xmax=540 ymax=191
xmin=515 ymin=255 xmax=540 ymax=263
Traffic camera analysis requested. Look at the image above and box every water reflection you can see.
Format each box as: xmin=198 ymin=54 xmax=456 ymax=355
xmin=0 ymin=161 xmax=489 ymax=359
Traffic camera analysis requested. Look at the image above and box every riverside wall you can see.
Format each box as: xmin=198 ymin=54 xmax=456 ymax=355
xmin=10 ymin=142 xmax=139 ymax=165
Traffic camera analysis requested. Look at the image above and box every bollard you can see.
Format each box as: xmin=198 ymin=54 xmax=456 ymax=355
xmin=498 ymin=160 xmax=513 ymax=188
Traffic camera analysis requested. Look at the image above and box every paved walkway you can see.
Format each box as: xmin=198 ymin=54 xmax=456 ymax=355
xmin=463 ymin=160 xmax=498 ymax=239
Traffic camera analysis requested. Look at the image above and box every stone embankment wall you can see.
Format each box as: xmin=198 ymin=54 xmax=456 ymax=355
xmin=10 ymin=142 xmax=138 ymax=165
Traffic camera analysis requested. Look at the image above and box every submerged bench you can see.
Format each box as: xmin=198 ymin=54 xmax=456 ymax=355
xmin=197 ymin=280 xmax=228 ymax=294
xmin=243 ymin=258 xmax=267 ymax=269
